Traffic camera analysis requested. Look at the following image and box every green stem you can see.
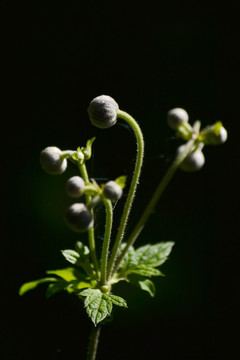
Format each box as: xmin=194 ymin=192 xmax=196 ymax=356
xmin=78 ymin=163 xmax=99 ymax=277
xmin=100 ymin=199 xmax=113 ymax=285
xmin=86 ymin=325 xmax=101 ymax=360
xmin=107 ymin=110 xmax=144 ymax=280
xmin=112 ymin=138 xmax=196 ymax=275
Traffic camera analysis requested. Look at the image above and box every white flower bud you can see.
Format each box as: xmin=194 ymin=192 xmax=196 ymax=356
xmin=177 ymin=144 xmax=205 ymax=172
xmin=88 ymin=95 xmax=119 ymax=129
xmin=66 ymin=176 xmax=85 ymax=198
xmin=167 ymin=108 xmax=189 ymax=130
xmin=103 ymin=181 xmax=123 ymax=200
xmin=65 ymin=203 xmax=93 ymax=233
xmin=217 ymin=126 xmax=228 ymax=143
xmin=200 ymin=122 xmax=228 ymax=145
xmin=40 ymin=147 xmax=67 ymax=175
xmin=207 ymin=126 xmax=228 ymax=145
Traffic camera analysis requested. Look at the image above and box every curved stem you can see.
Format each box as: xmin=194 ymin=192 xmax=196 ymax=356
xmin=78 ymin=163 xmax=99 ymax=277
xmin=100 ymin=199 xmax=113 ymax=285
xmin=112 ymin=138 xmax=196 ymax=275
xmin=86 ymin=325 xmax=101 ymax=360
xmin=107 ymin=110 xmax=144 ymax=280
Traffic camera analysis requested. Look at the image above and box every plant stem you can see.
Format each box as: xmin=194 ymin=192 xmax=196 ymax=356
xmin=78 ymin=163 xmax=99 ymax=277
xmin=107 ymin=110 xmax=144 ymax=280
xmin=86 ymin=325 xmax=101 ymax=360
xmin=112 ymin=138 xmax=196 ymax=275
xmin=100 ymin=199 xmax=113 ymax=285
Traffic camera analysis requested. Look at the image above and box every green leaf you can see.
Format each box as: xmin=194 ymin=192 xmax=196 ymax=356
xmin=115 ymin=175 xmax=127 ymax=189
xmin=61 ymin=250 xmax=81 ymax=265
xmin=19 ymin=277 xmax=57 ymax=296
xmin=80 ymin=289 xmax=127 ymax=326
xmin=75 ymin=241 xmax=90 ymax=257
xmin=116 ymin=242 xmax=174 ymax=283
xmin=82 ymin=137 xmax=96 ymax=160
xmin=61 ymin=242 xmax=93 ymax=276
xmin=106 ymin=294 xmax=128 ymax=308
xmin=80 ymin=289 xmax=112 ymax=326
xmin=45 ymin=278 xmax=93 ymax=298
xmin=128 ymin=264 xmax=164 ymax=277
xmin=72 ymin=148 xmax=84 ymax=163
xmin=119 ymin=244 xmax=138 ymax=270
xmin=46 ymin=267 xmax=85 ymax=282
xmin=127 ymin=274 xmax=156 ymax=297
xmin=138 ymin=279 xmax=156 ymax=297
xmin=135 ymin=242 xmax=175 ymax=267
xmin=45 ymin=280 xmax=68 ymax=298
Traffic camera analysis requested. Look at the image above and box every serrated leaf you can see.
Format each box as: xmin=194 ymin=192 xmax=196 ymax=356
xmin=19 ymin=277 xmax=57 ymax=296
xmin=119 ymin=244 xmax=138 ymax=270
xmin=106 ymin=294 xmax=127 ymax=308
xmin=128 ymin=264 xmax=164 ymax=277
xmin=80 ymin=289 xmax=127 ymax=326
xmin=115 ymin=175 xmax=127 ymax=189
xmin=135 ymin=242 xmax=174 ymax=267
xmin=61 ymin=250 xmax=81 ymax=265
xmin=80 ymin=289 xmax=112 ymax=326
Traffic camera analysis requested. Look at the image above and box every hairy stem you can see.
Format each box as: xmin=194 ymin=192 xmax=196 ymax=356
xmin=100 ymin=199 xmax=113 ymax=285
xmin=86 ymin=325 xmax=101 ymax=360
xmin=107 ymin=110 xmax=144 ymax=280
xmin=78 ymin=163 xmax=99 ymax=277
xmin=112 ymin=138 xmax=196 ymax=275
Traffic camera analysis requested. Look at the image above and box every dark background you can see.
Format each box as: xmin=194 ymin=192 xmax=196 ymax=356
xmin=2 ymin=1 xmax=239 ymax=359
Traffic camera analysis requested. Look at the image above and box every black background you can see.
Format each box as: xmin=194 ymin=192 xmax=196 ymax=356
xmin=2 ymin=1 xmax=239 ymax=359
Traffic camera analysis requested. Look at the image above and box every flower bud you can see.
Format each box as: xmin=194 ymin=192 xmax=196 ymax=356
xmin=66 ymin=176 xmax=85 ymax=198
xmin=167 ymin=108 xmax=189 ymax=130
xmin=65 ymin=203 xmax=93 ymax=233
xmin=103 ymin=181 xmax=123 ymax=200
xmin=87 ymin=95 xmax=119 ymax=129
xmin=216 ymin=126 xmax=228 ymax=144
xmin=40 ymin=146 xmax=67 ymax=175
xmin=177 ymin=144 xmax=205 ymax=172
xmin=203 ymin=125 xmax=228 ymax=145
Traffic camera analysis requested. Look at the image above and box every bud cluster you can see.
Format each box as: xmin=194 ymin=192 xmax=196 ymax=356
xmin=167 ymin=107 xmax=228 ymax=172
xmin=40 ymin=139 xmax=124 ymax=233
xmin=40 ymin=96 xmax=228 ymax=235
xmin=65 ymin=178 xmax=123 ymax=233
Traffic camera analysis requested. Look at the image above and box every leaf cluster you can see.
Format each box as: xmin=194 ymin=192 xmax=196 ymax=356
xmin=114 ymin=241 xmax=174 ymax=297
xmin=19 ymin=240 xmax=174 ymax=325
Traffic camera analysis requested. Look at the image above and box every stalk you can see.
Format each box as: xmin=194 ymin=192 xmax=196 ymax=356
xmin=86 ymin=325 xmax=101 ymax=360
xmin=107 ymin=110 xmax=144 ymax=280
xmin=78 ymin=163 xmax=99 ymax=277
xmin=100 ymin=199 xmax=113 ymax=285
xmin=112 ymin=138 xmax=196 ymax=275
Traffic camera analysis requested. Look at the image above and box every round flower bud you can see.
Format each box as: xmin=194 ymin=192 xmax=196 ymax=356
xmin=177 ymin=145 xmax=205 ymax=172
xmin=40 ymin=146 xmax=67 ymax=175
xmin=66 ymin=176 xmax=85 ymax=198
xmin=207 ymin=126 xmax=228 ymax=145
xmin=65 ymin=203 xmax=93 ymax=233
xmin=217 ymin=126 xmax=228 ymax=144
xmin=87 ymin=95 xmax=119 ymax=129
xmin=167 ymin=108 xmax=189 ymax=130
xmin=103 ymin=181 xmax=123 ymax=200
